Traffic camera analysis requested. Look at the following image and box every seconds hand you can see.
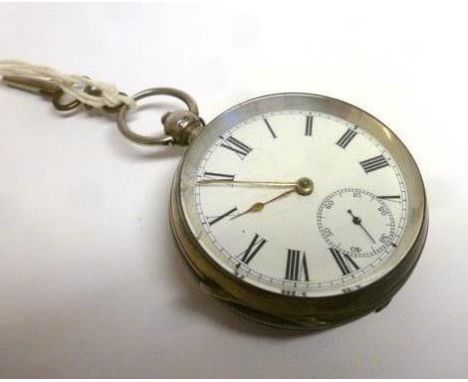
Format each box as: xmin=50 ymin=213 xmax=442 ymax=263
xmin=347 ymin=209 xmax=376 ymax=244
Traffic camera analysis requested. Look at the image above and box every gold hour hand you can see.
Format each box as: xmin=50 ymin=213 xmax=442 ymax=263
xmin=200 ymin=177 xmax=314 ymax=221
xmin=230 ymin=188 xmax=297 ymax=220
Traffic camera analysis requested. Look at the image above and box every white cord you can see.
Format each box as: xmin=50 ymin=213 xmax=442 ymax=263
xmin=0 ymin=60 xmax=135 ymax=109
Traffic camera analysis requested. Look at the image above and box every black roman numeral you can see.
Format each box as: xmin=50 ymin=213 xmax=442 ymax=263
xmin=220 ymin=136 xmax=252 ymax=159
xmin=377 ymin=195 xmax=401 ymax=200
xmin=208 ymin=207 xmax=237 ymax=226
xmin=305 ymin=115 xmax=313 ymax=136
xmin=330 ymin=248 xmax=359 ymax=275
xmin=360 ymin=155 xmax=389 ymax=173
xmin=203 ymin=171 xmax=235 ymax=180
xmin=285 ymin=249 xmax=309 ymax=281
xmin=336 ymin=128 xmax=357 ymax=149
xmin=264 ymin=118 xmax=277 ymax=138
xmin=240 ymin=234 xmax=267 ymax=264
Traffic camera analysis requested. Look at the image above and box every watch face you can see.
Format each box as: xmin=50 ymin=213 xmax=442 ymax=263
xmin=178 ymin=94 xmax=425 ymax=297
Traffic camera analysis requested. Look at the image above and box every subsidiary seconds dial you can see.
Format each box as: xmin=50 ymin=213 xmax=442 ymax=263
xmin=317 ymin=188 xmax=396 ymax=257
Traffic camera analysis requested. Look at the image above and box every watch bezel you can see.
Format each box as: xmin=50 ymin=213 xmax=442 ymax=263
xmin=170 ymin=92 xmax=428 ymax=327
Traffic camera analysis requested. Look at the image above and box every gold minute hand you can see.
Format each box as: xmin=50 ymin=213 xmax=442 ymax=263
xmin=198 ymin=177 xmax=314 ymax=196
xmin=197 ymin=179 xmax=299 ymax=188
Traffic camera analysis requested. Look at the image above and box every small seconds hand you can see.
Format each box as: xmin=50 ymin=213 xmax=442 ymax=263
xmin=347 ymin=209 xmax=376 ymax=244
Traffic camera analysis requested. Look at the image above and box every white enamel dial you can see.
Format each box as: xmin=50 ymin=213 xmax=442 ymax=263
xmin=193 ymin=110 xmax=408 ymax=297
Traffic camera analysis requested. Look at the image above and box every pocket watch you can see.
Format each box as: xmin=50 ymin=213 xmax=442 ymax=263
xmin=1 ymin=76 xmax=428 ymax=330
xmin=117 ymin=88 xmax=428 ymax=330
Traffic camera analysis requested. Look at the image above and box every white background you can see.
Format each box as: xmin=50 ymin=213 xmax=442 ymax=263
xmin=0 ymin=1 xmax=466 ymax=378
